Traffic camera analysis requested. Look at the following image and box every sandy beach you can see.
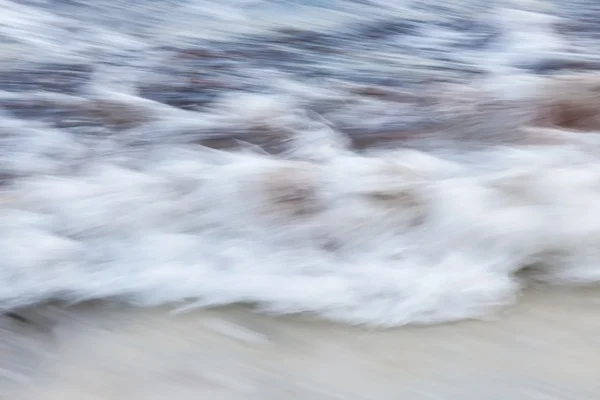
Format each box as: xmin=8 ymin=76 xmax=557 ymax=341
xmin=2 ymin=286 xmax=599 ymax=400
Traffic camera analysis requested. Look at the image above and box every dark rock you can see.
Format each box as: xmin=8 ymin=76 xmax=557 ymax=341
xmin=82 ymin=99 xmax=159 ymax=129
xmin=193 ymin=125 xmax=294 ymax=154
xmin=343 ymin=127 xmax=438 ymax=149
xmin=0 ymin=64 xmax=92 ymax=95
xmin=521 ymin=58 xmax=600 ymax=74
xmin=0 ymin=97 xmax=104 ymax=128
xmin=354 ymin=20 xmax=416 ymax=40
xmin=138 ymin=84 xmax=223 ymax=110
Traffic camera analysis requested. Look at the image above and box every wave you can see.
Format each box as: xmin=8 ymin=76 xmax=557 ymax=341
xmin=2 ymin=0 xmax=600 ymax=326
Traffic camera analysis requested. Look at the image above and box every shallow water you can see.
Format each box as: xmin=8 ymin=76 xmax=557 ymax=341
xmin=2 ymin=0 xmax=600 ymax=326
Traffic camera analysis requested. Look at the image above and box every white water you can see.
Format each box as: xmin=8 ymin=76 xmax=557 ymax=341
xmin=2 ymin=0 xmax=600 ymax=326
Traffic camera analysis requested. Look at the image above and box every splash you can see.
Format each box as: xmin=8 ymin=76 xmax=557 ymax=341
xmin=2 ymin=0 xmax=600 ymax=325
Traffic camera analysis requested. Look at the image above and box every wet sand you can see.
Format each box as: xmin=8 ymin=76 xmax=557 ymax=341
xmin=3 ymin=287 xmax=600 ymax=400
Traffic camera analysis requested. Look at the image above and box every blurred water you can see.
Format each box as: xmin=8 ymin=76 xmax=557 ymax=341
xmin=1 ymin=0 xmax=600 ymax=328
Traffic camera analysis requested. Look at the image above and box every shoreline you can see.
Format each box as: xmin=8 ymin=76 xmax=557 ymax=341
xmin=5 ymin=286 xmax=600 ymax=399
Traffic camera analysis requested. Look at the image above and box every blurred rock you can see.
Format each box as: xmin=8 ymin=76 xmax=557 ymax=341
xmin=0 ymin=64 xmax=92 ymax=95
xmin=535 ymin=74 xmax=600 ymax=130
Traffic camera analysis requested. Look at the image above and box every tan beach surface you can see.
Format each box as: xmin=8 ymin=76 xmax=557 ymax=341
xmin=2 ymin=286 xmax=600 ymax=400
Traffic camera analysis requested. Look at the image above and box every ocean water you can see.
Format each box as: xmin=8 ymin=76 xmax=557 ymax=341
xmin=2 ymin=0 xmax=600 ymax=326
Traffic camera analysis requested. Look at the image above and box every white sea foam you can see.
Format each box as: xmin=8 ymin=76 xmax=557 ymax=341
xmin=1 ymin=0 xmax=600 ymax=326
